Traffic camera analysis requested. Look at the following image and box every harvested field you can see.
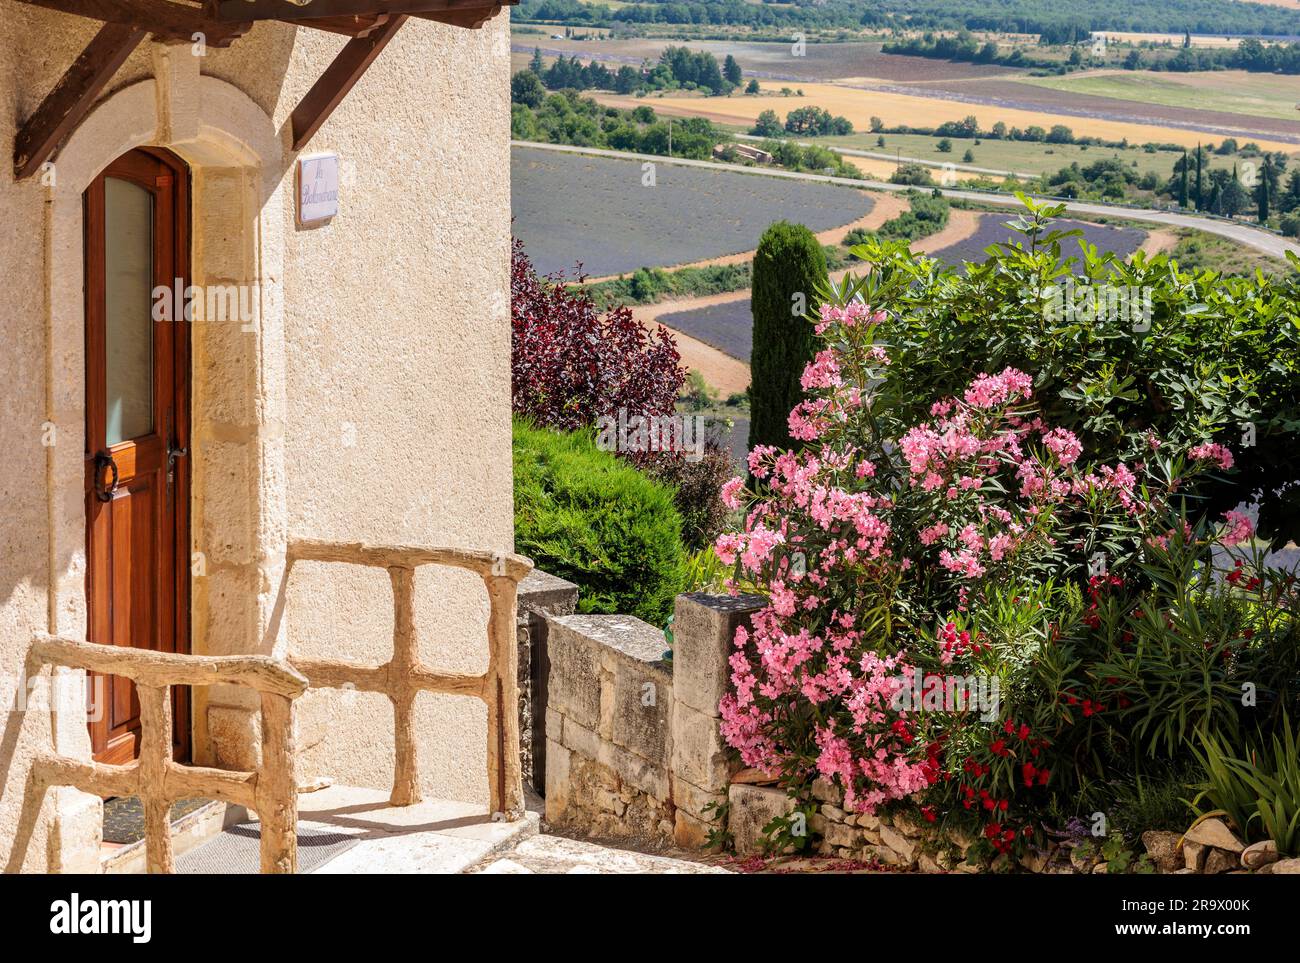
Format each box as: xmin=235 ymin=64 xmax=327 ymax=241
xmin=821 ymin=132 xmax=1241 ymax=178
xmin=594 ymin=85 xmax=1300 ymax=154
xmin=940 ymin=77 xmax=1300 ymax=142
xmin=511 ymin=145 xmax=875 ymax=277
xmin=1017 ymin=70 xmax=1300 ymax=124
xmin=659 ymin=216 xmax=1147 ymax=361
xmin=509 ymin=39 xmax=1021 ymax=83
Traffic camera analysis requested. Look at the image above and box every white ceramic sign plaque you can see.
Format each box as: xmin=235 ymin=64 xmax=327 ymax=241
xmin=297 ymin=152 xmax=339 ymax=224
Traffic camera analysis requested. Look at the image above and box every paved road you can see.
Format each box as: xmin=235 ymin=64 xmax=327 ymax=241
xmin=513 ymin=140 xmax=1300 ymax=261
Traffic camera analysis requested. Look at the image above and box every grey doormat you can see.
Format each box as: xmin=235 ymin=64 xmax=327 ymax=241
xmin=177 ymin=822 xmax=359 ymax=874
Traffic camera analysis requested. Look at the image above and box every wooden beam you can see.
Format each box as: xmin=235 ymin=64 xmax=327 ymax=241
xmin=415 ymin=5 xmax=502 ymax=28
xmin=13 ymin=0 xmax=250 ymax=45
xmin=216 ymin=0 xmax=512 ymax=21
xmin=289 ymin=13 xmax=407 ymax=151
xmin=284 ymin=12 xmax=392 ymax=35
xmin=13 ymin=22 xmax=146 ymax=180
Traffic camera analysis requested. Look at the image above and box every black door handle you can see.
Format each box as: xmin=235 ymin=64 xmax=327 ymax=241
xmin=93 ymin=452 xmax=119 ymax=502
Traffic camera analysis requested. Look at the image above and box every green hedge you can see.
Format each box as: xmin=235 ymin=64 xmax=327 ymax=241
xmin=513 ymin=419 xmax=687 ymax=624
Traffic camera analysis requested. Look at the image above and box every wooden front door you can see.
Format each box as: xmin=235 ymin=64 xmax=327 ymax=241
xmin=85 ymin=148 xmax=192 ymax=766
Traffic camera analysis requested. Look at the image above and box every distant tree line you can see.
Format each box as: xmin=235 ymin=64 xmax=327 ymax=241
xmin=887 ymin=29 xmax=1300 ymax=75
xmin=517 ymin=0 xmax=1300 ymax=40
xmin=520 ymin=45 xmax=743 ymax=97
xmin=510 ymin=88 xmax=723 ymax=159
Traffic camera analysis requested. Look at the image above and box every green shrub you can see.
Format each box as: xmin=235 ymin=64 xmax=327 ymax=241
xmin=640 ymin=440 xmax=734 ymax=552
xmin=836 ymin=193 xmax=1300 ymax=546
xmin=1192 ymin=717 xmax=1300 ymax=855
xmin=513 ymin=419 xmax=687 ymax=623
xmin=748 ymin=221 xmax=827 ymax=453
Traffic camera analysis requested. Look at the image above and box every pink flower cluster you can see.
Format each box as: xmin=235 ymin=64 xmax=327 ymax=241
xmin=1190 ymin=442 xmax=1235 ymax=470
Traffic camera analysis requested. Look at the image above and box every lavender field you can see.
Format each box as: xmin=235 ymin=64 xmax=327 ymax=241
xmin=661 ymin=215 xmax=1148 ymax=362
xmin=511 ymin=146 xmax=874 ymax=278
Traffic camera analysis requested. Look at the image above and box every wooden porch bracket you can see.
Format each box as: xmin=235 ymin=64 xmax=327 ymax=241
xmin=13 ymin=1 xmax=251 ymax=45
xmin=288 ymin=13 xmax=408 ymax=152
xmin=13 ymin=22 xmax=147 ymax=180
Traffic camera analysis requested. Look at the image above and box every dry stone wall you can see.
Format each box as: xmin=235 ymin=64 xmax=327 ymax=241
xmin=543 ymin=592 xmax=765 ymax=848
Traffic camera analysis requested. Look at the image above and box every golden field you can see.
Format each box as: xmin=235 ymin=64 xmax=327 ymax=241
xmin=594 ymin=83 xmax=1300 ymax=155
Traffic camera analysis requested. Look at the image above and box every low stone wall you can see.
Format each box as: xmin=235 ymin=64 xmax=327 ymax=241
xmin=516 ymin=570 xmax=578 ymax=794
xmin=728 ymin=778 xmax=974 ymax=871
xmin=728 ymin=780 xmax=1300 ymax=874
xmin=544 ymin=593 xmax=764 ymax=847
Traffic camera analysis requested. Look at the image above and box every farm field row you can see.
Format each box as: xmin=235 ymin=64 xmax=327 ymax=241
xmin=592 ymin=84 xmax=1300 ymax=154
xmin=511 ymin=145 xmax=876 ymax=277
xmin=510 ymin=38 xmax=1020 ymax=83
xmin=1015 ymin=70 xmax=1300 ymax=123
xmin=813 ymin=131 xmax=1254 ymax=179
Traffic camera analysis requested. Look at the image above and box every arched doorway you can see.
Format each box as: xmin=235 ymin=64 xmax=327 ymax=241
xmin=84 ymin=147 xmax=192 ymax=766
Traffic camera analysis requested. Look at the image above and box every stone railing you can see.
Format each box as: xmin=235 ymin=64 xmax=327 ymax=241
xmin=543 ymin=592 xmax=764 ymax=847
xmin=25 ymin=634 xmax=307 ymax=873
xmin=285 ymin=539 xmax=533 ymax=817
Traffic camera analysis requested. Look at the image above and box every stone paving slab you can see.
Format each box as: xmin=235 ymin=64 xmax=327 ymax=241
xmin=467 ymin=834 xmax=730 ymax=874
xmin=290 ymin=785 xmax=539 ymax=874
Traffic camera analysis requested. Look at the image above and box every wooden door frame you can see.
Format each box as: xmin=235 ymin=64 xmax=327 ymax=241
xmin=83 ymin=145 xmax=193 ymax=765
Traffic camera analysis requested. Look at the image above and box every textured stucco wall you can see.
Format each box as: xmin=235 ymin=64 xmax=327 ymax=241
xmin=0 ymin=4 xmax=513 ymax=872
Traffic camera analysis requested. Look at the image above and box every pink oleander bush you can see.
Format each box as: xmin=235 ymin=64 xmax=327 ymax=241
xmin=715 ymin=293 xmax=1300 ymax=856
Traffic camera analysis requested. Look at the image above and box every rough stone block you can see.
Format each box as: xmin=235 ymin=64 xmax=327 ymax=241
xmin=673 ymin=592 xmax=765 ymax=717
xmin=545 ymin=615 xmax=603 ymax=730
xmin=518 ymin=569 xmax=579 ymax=616
xmin=728 ymin=783 xmax=794 ymax=856
xmin=207 ymin=704 xmax=260 ymax=770
xmin=671 ymin=701 xmax=730 ymax=791
xmin=561 ymin=716 xmax=601 ymax=762
xmin=822 ymin=820 xmax=859 ymax=849
xmin=610 ymin=654 xmax=672 ymax=765
xmin=597 ymin=739 xmax=670 ymax=801
xmin=672 ymin=774 xmax=725 ymax=823
xmin=880 ymin=824 xmax=917 ymax=863
xmin=674 ymin=810 xmax=712 ymax=849
xmin=544 ymin=738 xmax=571 ymax=822
xmin=545 ymin=705 xmax=563 ymax=746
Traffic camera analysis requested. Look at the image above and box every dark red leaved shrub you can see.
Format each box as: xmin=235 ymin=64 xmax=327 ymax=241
xmin=511 ymin=238 xmax=684 ymax=432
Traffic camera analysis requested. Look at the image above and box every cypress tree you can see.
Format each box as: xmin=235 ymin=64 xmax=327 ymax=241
xmin=1259 ymin=161 xmax=1272 ymax=223
xmin=748 ymin=221 xmax=828 ymax=454
xmin=1179 ymin=151 xmax=1189 ymax=208
xmin=1194 ymin=144 xmax=1203 ymax=210
xmin=529 ymin=47 xmax=544 ymax=75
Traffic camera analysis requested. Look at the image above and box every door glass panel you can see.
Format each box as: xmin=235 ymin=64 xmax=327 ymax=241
xmin=103 ymin=177 xmax=154 ymax=446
